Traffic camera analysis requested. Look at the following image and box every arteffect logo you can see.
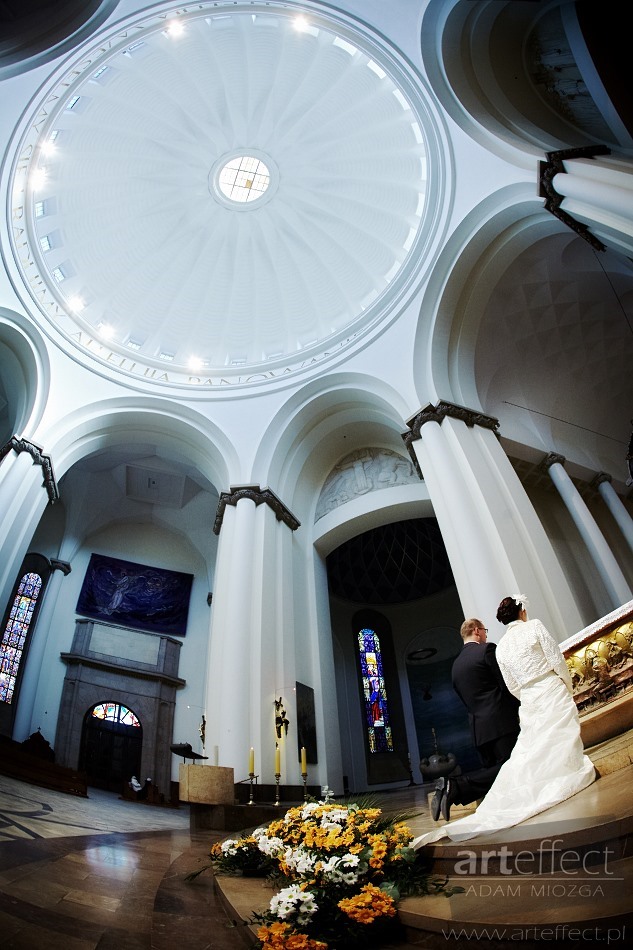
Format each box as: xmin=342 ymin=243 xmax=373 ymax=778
xmin=448 ymin=823 xmax=624 ymax=902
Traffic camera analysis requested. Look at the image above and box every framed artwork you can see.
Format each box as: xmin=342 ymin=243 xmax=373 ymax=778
xmin=77 ymin=553 xmax=193 ymax=636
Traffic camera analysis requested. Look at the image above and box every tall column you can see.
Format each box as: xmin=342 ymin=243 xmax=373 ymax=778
xmin=592 ymin=472 xmax=633 ymax=552
xmin=540 ymin=148 xmax=633 ymax=257
xmin=12 ymin=559 xmax=71 ymax=741
xmin=205 ymin=493 xmax=258 ymax=776
xmin=205 ymin=485 xmax=300 ymax=780
xmin=403 ymin=402 xmax=583 ymax=637
xmin=544 ymin=454 xmax=631 ymax=608
xmin=0 ymin=447 xmax=55 ymax=608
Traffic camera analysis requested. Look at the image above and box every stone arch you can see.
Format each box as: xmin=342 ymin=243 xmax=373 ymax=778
xmin=0 ymin=309 xmax=50 ymax=444
xmin=413 ymin=187 xmax=560 ymax=411
xmin=421 ymin=0 xmax=631 ymax=158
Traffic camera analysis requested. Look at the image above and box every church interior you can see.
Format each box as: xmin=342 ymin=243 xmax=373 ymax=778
xmin=1 ymin=0 xmax=632 ymax=944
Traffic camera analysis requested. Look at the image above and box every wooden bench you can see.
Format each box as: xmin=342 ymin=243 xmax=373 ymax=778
xmin=0 ymin=733 xmax=88 ymax=797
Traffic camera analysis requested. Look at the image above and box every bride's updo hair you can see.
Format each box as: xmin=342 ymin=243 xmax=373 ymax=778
xmin=496 ymin=596 xmax=521 ymax=625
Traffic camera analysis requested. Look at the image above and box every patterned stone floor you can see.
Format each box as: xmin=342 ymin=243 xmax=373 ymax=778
xmin=0 ymin=774 xmax=234 ymax=949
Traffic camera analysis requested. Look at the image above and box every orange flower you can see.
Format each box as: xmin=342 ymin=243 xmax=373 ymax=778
xmin=338 ymin=883 xmax=396 ymax=923
xmin=257 ymin=921 xmax=291 ymax=948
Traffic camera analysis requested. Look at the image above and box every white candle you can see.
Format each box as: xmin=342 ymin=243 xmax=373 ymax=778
xmin=301 ymin=746 xmax=307 ymax=773
xmin=249 ymin=747 xmax=255 ymax=774
xmin=275 ymin=745 xmax=281 ymax=774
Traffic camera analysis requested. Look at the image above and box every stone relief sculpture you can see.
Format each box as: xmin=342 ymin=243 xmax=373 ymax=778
xmin=315 ymin=448 xmax=419 ymax=521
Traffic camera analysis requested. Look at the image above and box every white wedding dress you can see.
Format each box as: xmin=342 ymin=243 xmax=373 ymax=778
xmin=412 ymin=618 xmax=596 ymax=847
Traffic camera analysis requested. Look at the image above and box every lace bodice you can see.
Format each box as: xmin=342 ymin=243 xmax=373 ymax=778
xmin=495 ymin=618 xmax=572 ymax=699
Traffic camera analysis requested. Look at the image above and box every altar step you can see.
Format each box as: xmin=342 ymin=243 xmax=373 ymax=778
xmin=399 ymin=762 xmax=633 ymax=943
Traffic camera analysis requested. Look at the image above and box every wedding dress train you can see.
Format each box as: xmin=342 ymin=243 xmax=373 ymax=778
xmin=413 ymin=664 xmax=596 ymax=848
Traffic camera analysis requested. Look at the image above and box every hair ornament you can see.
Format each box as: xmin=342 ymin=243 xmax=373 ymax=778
xmin=512 ymin=593 xmax=529 ymax=610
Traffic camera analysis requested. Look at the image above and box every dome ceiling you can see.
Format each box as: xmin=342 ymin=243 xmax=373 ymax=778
xmin=5 ymin=1 xmax=441 ymax=390
xmin=327 ymin=518 xmax=454 ymax=605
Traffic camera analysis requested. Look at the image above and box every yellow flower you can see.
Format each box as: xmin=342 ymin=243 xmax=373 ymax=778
xmin=338 ymin=883 xmax=396 ymax=923
xmin=257 ymin=921 xmax=291 ymax=948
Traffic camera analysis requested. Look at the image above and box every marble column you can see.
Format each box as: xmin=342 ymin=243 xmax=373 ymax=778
xmin=544 ymin=454 xmax=631 ymax=608
xmin=542 ymin=149 xmax=633 ymax=257
xmin=592 ymin=472 xmax=633 ymax=553
xmin=205 ymin=485 xmax=301 ymax=781
xmin=404 ymin=403 xmax=583 ymax=638
xmin=0 ymin=448 xmax=54 ymax=608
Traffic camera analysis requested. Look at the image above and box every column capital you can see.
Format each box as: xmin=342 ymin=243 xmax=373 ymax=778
xmin=0 ymin=435 xmax=59 ymax=504
xmin=538 ymin=145 xmax=609 ymax=252
xmin=214 ymin=484 xmax=300 ymax=535
xmin=402 ymin=400 xmax=500 ymax=445
xmin=50 ymin=559 xmax=71 ymax=576
xmin=591 ymin=472 xmax=612 ymax=489
xmin=541 ymin=452 xmax=566 ymax=471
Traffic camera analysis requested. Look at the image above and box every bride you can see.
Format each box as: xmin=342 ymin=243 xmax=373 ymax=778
xmin=412 ymin=594 xmax=596 ymax=847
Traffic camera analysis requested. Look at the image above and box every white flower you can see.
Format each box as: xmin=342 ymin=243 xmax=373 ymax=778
xmin=300 ymin=802 xmax=320 ymax=819
xmin=341 ymin=871 xmax=360 ymax=885
xmin=297 ymin=892 xmax=318 ymax=925
xmin=319 ymin=808 xmax=348 ymax=828
xmin=283 ymin=846 xmax=317 ymax=875
xmin=269 ymin=885 xmax=317 ymax=922
xmin=220 ymin=839 xmax=238 ymax=855
xmin=340 ymin=853 xmax=360 ymax=867
xmin=257 ymin=835 xmax=285 ymax=857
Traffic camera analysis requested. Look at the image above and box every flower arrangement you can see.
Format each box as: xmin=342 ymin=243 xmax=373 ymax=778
xmin=208 ymin=833 xmax=277 ymax=877
xmin=197 ymin=799 xmax=459 ymax=950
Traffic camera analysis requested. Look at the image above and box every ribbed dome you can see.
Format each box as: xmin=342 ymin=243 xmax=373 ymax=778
xmin=7 ymin=2 xmax=437 ymax=388
xmin=327 ymin=518 xmax=454 ymax=605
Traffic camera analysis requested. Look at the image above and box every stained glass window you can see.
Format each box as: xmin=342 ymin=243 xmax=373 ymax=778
xmin=358 ymin=627 xmax=393 ymax=753
xmin=91 ymin=702 xmax=141 ymax=728
xmin=0 ymin=573 xmax=42 ymax=704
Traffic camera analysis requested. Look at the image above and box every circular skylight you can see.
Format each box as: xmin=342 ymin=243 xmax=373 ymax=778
xmin=218 ymin=156 xmax=270 ymax=204
xmin=3 ymin=1 xmax=445 ymax=391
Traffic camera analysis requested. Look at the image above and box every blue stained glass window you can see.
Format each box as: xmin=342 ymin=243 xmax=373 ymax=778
xmin=0 ymin=573 xmax=42 ymax=704
xmin=358 ymin=627 xmax=393 ymax=753
xmin=91 ymin=702 xmax=140 ymax=727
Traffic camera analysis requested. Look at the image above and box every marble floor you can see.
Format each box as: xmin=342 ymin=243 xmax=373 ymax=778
xmin=0 ymin=774 xmax=236 ymax=950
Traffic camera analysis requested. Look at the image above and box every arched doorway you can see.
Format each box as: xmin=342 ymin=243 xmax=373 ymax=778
xmin=79 ymin=701 xmax=143 ymax=792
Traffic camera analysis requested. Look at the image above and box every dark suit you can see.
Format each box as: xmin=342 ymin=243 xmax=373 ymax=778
xmin=449 ymin=641 xmax=520 ymax=805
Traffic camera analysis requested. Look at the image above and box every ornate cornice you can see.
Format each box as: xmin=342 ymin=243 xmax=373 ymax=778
xmin=214 ymin=485 xmax=301 ymax=535
xmin=403 ymin=400 xmax=499 ymax=445
xmin=539 ymin=145 xmax=609 ymax=252
xmin=0 ymin=435 xmax=59 ymax=504
xmin=50 ymin=559 xmax=72 ymax=576
xmin=541 ymin=452 xmax=566 ymax=472
xmin=402 ymin=402 xmax=499 ymax=476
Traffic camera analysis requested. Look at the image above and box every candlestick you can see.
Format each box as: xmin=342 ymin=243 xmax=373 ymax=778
xmin=247 ymin=771 xmax=255 ymax=805
xmin=274 ymin=771 xmax=281 ymax=806
xmin=249 ymin=747 xmax=255 ymax=775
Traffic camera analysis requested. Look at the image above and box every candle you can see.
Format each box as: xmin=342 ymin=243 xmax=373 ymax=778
xmin=275 ymin=745 xmax=281 ymax=775
xmin=301 ymin=746 xmax=307 ymax=773
xmin=213 ymin=745 xmax=219 ymax=767
xmin=249 ymin=747 xmax=255 ymax=775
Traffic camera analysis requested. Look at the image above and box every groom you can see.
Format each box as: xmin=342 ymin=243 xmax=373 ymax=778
xmin=431 ymin=618 xmax=520 ymax=821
